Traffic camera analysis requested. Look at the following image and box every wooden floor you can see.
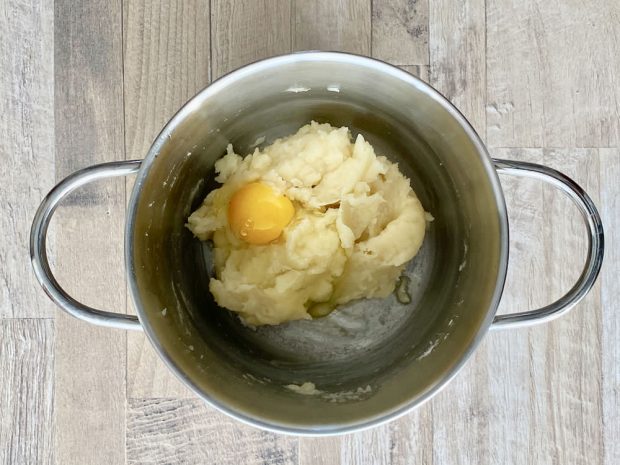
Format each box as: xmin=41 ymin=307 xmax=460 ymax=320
xmin=1 ymin=0 xmax=619 ymax=464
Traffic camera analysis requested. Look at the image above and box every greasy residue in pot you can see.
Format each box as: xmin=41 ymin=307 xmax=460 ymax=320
xmin=395 ymin=275 xmax=412 ymax=304
xmin=284 ymin=381 xmax=373 ymax=402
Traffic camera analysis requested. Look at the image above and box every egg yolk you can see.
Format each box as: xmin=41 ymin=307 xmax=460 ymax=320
xmin=227 ymin=182 xmax=295 ymax=245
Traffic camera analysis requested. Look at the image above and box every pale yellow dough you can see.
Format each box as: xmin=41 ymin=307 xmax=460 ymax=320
xmin=187 ymin=122 xmax=429 ymax=326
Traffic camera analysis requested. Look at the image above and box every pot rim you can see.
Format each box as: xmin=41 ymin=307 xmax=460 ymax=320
xmin=125 ymin=51 xmax=509 ymax=436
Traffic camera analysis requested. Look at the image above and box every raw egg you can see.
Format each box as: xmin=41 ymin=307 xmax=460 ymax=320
xmin=227 ymin=182 xmax=295 ymax=245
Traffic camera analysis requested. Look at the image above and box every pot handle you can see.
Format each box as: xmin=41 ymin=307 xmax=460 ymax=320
xmin=490 ymin=159 xmax=604 ymax=330
xmin=30 ymin=160 xmax=143 ymax=331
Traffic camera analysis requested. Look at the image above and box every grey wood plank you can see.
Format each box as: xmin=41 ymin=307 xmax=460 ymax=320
xmin=538 ymin=149 xmax=603 ymax=464
xmin=211 ymin=0 xmax=291 ymax=79
xmin=54 ymin=0 xmax=127 ymax=464
xmin=600 ymin=148 xmax=620 ymax=465
xmin=429 ymin=0 xmax=486 ymax=133
xmin=0 ymin=0 xmax=54 ymax=318
xmin=126 ymin=399 xmax=298 ymax=465
xmin=372 ymin=0 xmax=429 ymax=65
xmin=430 ymin=348 xmax=492 ymax=465
xmin=123 ymin=0 xmax=211 ymax=161
xmin=127 ymin=332 xmax=192 ymax=398
xmin=341 ymin=406 xmax=434 ymax=465
xmin=123 ymin=0 xmax=210 ymax=399
xmin=299 ymin=437 xmax=341 ymax=465
xmin=486 ymin=0 xmax=620 ymax=147
xmin=293 ymin=0 xmax=371 ymax=54
xmin=0 ymin=319 xmax=54 ymax=465
xmin=488 ymin=149 xmax=605 ymax=464
xmin=426 ymin=2 xmax=490 ymax=464
xmin=0 ymin=0 xmax=615 ymax=462
xmin=400 ymin=64 xmax=430 ymax=83
xmin=488 ymin=148 xmax=546 ymax=464
xmin=388 ymin=406 xmax=433 ymax=465
xmin=342 ymin=424 xmax=391 ymax=465
xmin=339 ymin=406 xmax=436 ymax=465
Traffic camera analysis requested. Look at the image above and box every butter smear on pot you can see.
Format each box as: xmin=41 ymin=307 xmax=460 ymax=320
xmin=187 ymin=122 xmax=431 ymax=325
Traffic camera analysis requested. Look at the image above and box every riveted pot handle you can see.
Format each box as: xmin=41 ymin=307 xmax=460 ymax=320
xmin=30 ymin=160 xmax=143 ymax=331
xmin=490 ymin=159 xmax=604 ymax=330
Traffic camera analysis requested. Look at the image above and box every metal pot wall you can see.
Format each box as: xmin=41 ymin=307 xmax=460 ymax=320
xmin=31 ymin=52 xmax=604 ymax=435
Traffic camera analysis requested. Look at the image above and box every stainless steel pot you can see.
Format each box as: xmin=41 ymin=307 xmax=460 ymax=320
xmin=31 ymin=52 xmax=604 ymax=435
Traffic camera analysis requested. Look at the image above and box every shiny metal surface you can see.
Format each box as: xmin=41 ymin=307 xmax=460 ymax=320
xmin=125 ymin=52 xmax=509 ymax=434
xmin=491 ymin=159 xmax=604 ymax=329
xmin=30 ymin=160 xmax=143 ymax=331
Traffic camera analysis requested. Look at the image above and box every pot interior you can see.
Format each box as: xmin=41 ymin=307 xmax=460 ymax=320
xmin=129 ymin=53 xmax=506 ymax=433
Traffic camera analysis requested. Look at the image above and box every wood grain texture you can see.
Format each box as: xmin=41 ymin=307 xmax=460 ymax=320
xmin=486 ymin=0 xmax=620 ymax=148
xmin=127 ymin=332 xmax=192 ymax=398
xmin=342 ymin=424 xmax=392 ymax=465
xmin=126 ymin=399 xmax=298 ymax=465
xmin=123 ymin=0 xmax=211 ymax=161
xmin=211 ymin=0 xmax=291 ymax=79
xmin=54 ymin=1 xmax=127 ymax=464
xmin=2 ymin=1 xmax=617 ymax=463
xmin=386 ymin=408 xmax=434 ymax=465
xmin=429 ymin=0 xmax=486 ymax=132
xmin=0 ymin=320 xmax=54 ymax=465
xmin=488 ymin=149 xmax=545 ymax=465
xmin=0 ymin=0 xmax=54 ymax=318
xmin=400 ymin=64 xmax=430 ymax=83
xmin=431 ymin=349 xmax=492 ymax=465
xmin=600 ymin=148 xmax=620 ymax=465
xmin=123 ymin=0 xmax=210 ymax=400
xmin=293 ymin=0 xmax=371 ymax=54
xmin=426 ymin=2 xmax=491 ymax=464
xmin=299 ymin=437 xmax=341 ymax=465
xmin=540 ymin=149 xmax=603 ymax=464
xmin=489 ymin=149 xmax=605 ymax=464
xmin=339 ymin=405 xmax=435 ymax=465
xmin=372 ymin=0 xmax=429 ymax=65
